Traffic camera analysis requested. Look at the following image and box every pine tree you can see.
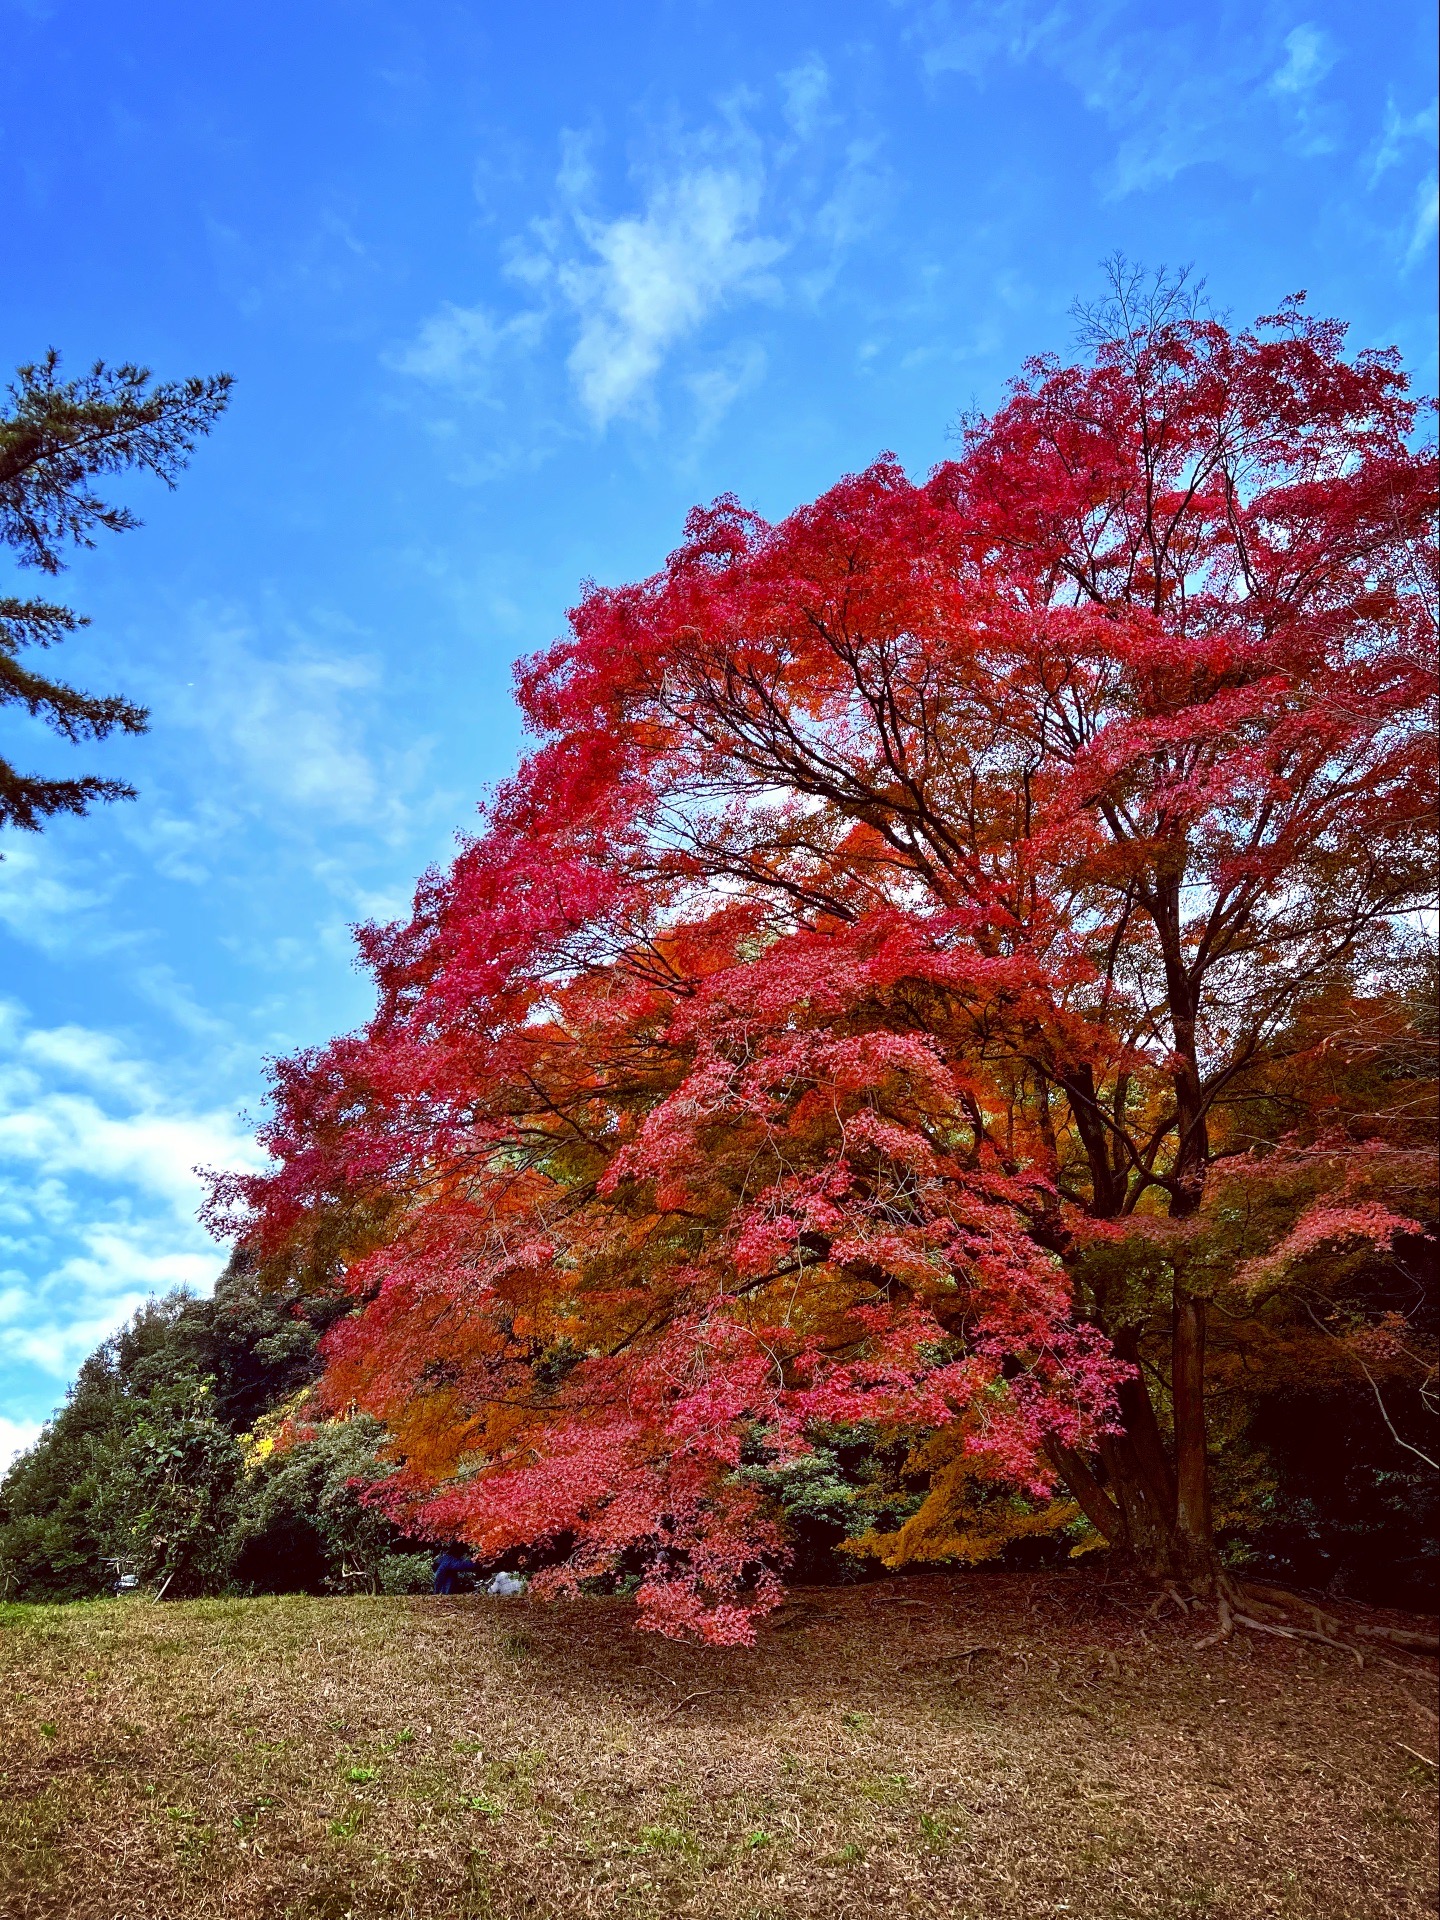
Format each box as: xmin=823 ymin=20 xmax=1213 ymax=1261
xmin=0 ymin=350 xmax=232 ymax=830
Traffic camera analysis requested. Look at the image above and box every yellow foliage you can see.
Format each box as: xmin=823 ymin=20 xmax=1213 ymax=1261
xmin=848 ymin=1425 xmax=1084 ymax=1570
xmin=237 ymin=1389 xmax=317 ymax=1475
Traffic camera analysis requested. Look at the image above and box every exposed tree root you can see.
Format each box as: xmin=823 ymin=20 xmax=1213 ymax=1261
xmin=1242 ymin=1580 xmax=1437 ymax=1649
xmin=1148 ymin=1582 xmax=1196 ymax=1620
xmin=1234 ymin=1610 xmax=1364 ymax=1665
xmin=1194 ymin=1595 xmax=1233 ymax=1649
xmin=1185 ymin=1575 xmax=1439 ymax=1668
xmin=1352 ymin=1623 xmax=1440 ymax=1654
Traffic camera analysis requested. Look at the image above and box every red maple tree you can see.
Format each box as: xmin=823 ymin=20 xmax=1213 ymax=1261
xmin=210 ymin=271 xmax=1437 ymax=1639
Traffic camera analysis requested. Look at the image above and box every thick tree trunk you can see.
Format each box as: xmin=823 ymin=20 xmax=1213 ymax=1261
xmin=1170 ymin=1287 xmax=1218 ymax=1588
xmin=1096 ymin=1433 xmax=1182 ymax=1577
xmin=1112 ymin=1329 xmax=1177 ymax=1516
xmin=1044 ymin=878 xmax=1227 ymax=1596
xmin=1048 ymin=875 xmax=1225 ymax=1592
xmin=1049 ymin=1309 xmax=1220 ymax=1592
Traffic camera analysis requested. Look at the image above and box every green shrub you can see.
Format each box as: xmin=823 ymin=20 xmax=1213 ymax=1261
xmin=378 ymin=1552 xmax=435 ymax=1594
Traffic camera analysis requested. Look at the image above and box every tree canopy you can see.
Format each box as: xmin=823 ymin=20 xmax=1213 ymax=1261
xmin=0 ymin=351 xmax=231 ymax=830
xmin=0 ymin=1262 xmax=431 ymax=1603
xmin=211 ymin=272 xmax=1438 ymax=1642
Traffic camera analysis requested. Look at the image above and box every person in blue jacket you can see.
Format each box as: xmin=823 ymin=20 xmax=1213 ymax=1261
xmin=432 ymin=1546 xmax=480 ymax=1594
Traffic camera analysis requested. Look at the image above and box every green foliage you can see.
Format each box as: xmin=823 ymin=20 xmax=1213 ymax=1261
xmin=233 ymin=1415 xmax=405 ymax=1595
xmin=0 ymin=1264 xmax=421 ymax=1602
xmin=737 ymin=1431 xmax=923 ymax=1580
xmin=0 ymin=1349 xmax=120 ymax=1600
xmin=377 ymin=1552 xmax=436 ymax=1595
xmin=87 ymin=1375 xmax=244 ymax=1597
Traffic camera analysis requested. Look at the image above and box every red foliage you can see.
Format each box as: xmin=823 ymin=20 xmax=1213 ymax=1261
xmin=209 ymin=277 xmax=1436 ymax=1634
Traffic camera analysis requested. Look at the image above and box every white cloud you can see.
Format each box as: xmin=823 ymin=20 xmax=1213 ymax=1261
xmin=10 ymin=1018 xmax=158 ymax=1104
xmin=0 ymin=1095 xmax=249 ymax=1213
xmin=686 ymin=341 xmax=769 ymax=439
xmin=1369 ymin=97 xmax=1439 ymax=184
xmin=0 ymin=1414 xmax=41 ymax=1472
xmin=1362 ymin=97 xmax=1439 ymax=269
xmin=558 ymin=164 xmax=786 ymax=426
xmin=388 ymin=301 xmax=547 ymax=398
xmin=0 ymin=1004 xmax=262 ymax=1413
xmin=129 ymin=963 xmax=247 ymax=1049
xmin=781 ymin=55 xmax=834 ymax=141
xmin=1268 ymin=24 xmax=1335 ymax=96
xmin=906 ymin=0 xmax=1063 ymax=79
xmin=1 ymin=1277 xmax=185 ymax=1377
xmin=1405 ymin=173 xmax=1439 ymax=267
xmin=167 ymin=608 xmax=420 ymax=836
xmin=0 ymin=838 xmax=123 ymax=956
xmin=216 ymin=651 xmax=379 ymax=818
xmin=393 ymin=74 xmax=883 ymax=436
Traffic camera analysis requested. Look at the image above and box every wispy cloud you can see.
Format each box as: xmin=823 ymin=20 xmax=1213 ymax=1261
xmin=165 ymin=607 xmax=424 ymax=839
xmin=1268 ymin=23 xmax=1336 ymax=97
xmin=903 ymin=0 xmax=1057 ymax=79
xmin=780 ymin=55 xmax=835 ymax=142
xmin=1405 ymin=172 xmax=1439 ymax=268
xmin=392 ymin=66 xmax=886 ymax=436
xmin=1369 ymin=96 xmax=1439 ymax=184
xmin=903 ymin=3 xmax=1344 ymax=193
xmin=685 ymin=341 xmax=769 ymax=441
xmin=554 ymin=157 xmax=786 ymax=427
xmin=0 ymin=839 xmax=125 ymax=957
xmin=0 ymin=1413 xmax=41 ymax=1472
xmin=0 ymin=1005 xmax=260 ymax=1218
xmin=388 ymin=302 xmax=547 ymax=399
xmin=1363 ymin=94 xmax=1438 ymax=270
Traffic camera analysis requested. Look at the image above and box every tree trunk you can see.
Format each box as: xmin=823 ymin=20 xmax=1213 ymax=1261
xmin=1095 ymin=1434 xmax=1183 ymax=1578
xmin=1170 ymin=1287 xmax=1218 ymax=1588
xmin=1043 ymin=1438 xmax=1122 ymax=1545
xmin=1112 ymin=1329 xmax=1177 ymax=1516
xmin=1046 ymin=876 xmax=1224 ymax=1595
xmin=1049 ymin=1310 xmax=1220 ymax=1592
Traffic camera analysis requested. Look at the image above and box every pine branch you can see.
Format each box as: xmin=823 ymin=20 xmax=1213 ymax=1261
xmin=0 ymin=351 xmax=233 ymax=574
xmin=0 ymin=759 xmax=138 ymax=832
xmin=0 ymin=351 xmax=231 ymax=829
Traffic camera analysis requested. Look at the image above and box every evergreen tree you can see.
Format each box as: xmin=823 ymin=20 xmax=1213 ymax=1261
xmin=0 ymin=350 xmax=231 ymax=830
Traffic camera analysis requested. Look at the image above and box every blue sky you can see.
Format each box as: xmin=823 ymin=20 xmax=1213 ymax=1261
xmin=0 ymin=0 xmax=1434 ymax=1460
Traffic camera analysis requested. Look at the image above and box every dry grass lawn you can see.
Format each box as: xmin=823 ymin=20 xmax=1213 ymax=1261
xmin=0 ymin=1570 xmax=1435 ymax=1920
